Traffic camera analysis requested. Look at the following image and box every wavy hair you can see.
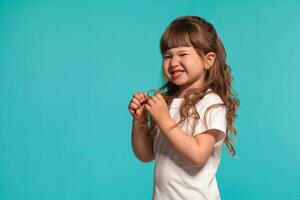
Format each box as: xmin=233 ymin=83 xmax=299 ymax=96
xmin=145 ymin=16 xmax=240 ymax=157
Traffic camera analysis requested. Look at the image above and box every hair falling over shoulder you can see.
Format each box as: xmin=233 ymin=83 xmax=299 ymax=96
xmin=146 ymin=16 xmax=240 ymax=158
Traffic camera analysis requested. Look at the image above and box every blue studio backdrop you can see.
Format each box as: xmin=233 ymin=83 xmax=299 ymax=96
xmin=1 ymin=0 xmax=299 ymax=199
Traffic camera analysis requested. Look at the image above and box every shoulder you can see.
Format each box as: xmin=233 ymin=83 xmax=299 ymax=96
xmin=196 ymin=90 xmax=224 ymax=109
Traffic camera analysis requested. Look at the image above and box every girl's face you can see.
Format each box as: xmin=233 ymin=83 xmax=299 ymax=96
xmin=162 ymin=46 xmax=211 ymax=97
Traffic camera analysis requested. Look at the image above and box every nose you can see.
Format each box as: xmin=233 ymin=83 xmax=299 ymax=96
xmin=170 ymin=57 xmax=180 ymax=67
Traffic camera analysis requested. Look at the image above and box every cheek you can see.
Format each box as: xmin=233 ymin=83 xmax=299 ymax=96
xmin=162 ymin=64 xmax=169 ymax=74
xmin=183 ymin=58 xmax=194 ymax=66
xmin=162 ymin=69 xmax=169 ymax=78
xmin=162 ymin=67 xmax=171 ymax=80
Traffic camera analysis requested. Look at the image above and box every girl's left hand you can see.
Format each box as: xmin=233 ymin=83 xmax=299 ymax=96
xmin=144 ymin=93 xmax=171 ymax=125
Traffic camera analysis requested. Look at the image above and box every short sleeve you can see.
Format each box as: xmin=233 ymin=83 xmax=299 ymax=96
xmin=193 ymin=94 xmax=227 ymax=147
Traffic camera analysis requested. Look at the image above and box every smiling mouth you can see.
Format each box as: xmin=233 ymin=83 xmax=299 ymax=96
xmin=171 ymin=71 xmax=184 ymax=79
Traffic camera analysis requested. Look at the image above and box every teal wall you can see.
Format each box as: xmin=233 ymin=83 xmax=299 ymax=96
xmin=1 ymin=0 xmax=299 ymax=199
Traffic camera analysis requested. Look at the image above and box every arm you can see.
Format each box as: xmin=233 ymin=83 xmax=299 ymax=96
xmin=158 ymin=118 xmax=222 ymax=167
xmin=142 ymin=92 xmax=224 ymax=167
xmin=131 ymin=119 xmax=154 ymax=163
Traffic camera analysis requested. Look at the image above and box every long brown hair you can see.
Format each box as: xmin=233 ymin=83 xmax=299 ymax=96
xmin=146 ymin=16 xmax=240 ymax=158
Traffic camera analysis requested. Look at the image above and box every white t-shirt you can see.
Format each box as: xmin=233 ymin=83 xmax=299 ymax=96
xmin=151 ymin=89 xmax=227 ymax=200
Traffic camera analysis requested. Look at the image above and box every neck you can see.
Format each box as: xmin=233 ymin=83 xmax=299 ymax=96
xmin=177 ymin=79 xmax=206 ymax=98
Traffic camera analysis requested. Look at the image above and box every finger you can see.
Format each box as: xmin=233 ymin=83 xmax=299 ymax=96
xmin=145 ymin=103 xmax=150 ymax=111
xmin=154 ymin=92 xmax=162 ymax=98
xmin=135 ymin=108 xmax=141 ymax=115
xmin=129 ymin=108 xmax=139 ymax=117
xmin=132 ymin=95 xmax=143 ymax=105
xmin=146 ymin=96 xmax=154 ymax=104
xmin=140 ymin=93 xmax=147 ymax=102
xmin=144 ymin=94 xmax=150 ymax=102
xmin=142 ymin=93 xmax=148 ymax=101
xmin=129 ymin=102 xmax=140 ymax=110
xmin=132 ymin=98 xmax=141 ymax=107
xmin=137 ymin=93 xmax=144 ymax=101
xmin=134 ymin=93 xmax=145 ymax=102
xmin=132 ymin=93 xmax=141 ymax=100
xmin=129 ymin=109 xmax=135 ymax=115
xmin=151 ymin=95 xmax=158 ymax=102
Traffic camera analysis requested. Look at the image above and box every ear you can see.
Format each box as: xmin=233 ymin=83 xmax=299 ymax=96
xmin=204 ymin=52 xmax=216 ymax=69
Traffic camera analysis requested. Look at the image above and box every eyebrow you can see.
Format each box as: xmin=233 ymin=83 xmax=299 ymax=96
xmin=164 ymin=50 xmax=190 ymax=54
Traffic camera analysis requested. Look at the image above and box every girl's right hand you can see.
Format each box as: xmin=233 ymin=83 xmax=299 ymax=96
xmin=128 ymin=92 xmax=149 ymax=122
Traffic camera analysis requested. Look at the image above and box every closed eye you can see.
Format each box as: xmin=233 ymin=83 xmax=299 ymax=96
xmin=163 ymin=54 xmax=187 ymax=59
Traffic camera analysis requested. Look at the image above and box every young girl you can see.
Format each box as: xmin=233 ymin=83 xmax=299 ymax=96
xmin=129 ymin=15 xmax=239 ymax=200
